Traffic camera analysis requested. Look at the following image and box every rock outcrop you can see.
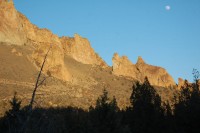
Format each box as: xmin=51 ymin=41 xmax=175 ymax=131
xmin=17 ymin=11 xmax=70 ymax=81
xmin=178 ymin=78 xmax=200 ymax=90
xmin=0 ymin=0 xmax=177 ymax=87
xmin=0 ymin=0 xmax=26 ymax=45
xmin=0 ymin=0 xmax=181 ymax=114
xmin=0 ymin=0 xmax=107 ymax=81
xmin=178 ymin=78 xmax=185 ymax=90
xmin=112 ymin=53 xmax=176 ymax=87
xmin=61 ymin=34 xmax=107 ymax=68
xmin=112 ymin=53 xmax=139 ymax=80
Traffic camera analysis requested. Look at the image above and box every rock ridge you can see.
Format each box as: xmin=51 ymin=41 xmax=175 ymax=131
xmin=0 ymin=1 xmax=108 ymax=81
xmin=112 ymin=53 xmax=176 ymax=87
xmin=0 ymin=0 xmax=176 ymax=88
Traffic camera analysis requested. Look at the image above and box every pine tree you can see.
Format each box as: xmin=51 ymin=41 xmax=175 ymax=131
xmin=174 ymin=70 xmax=200 ymax=133
xmin=129 ymin=77 xmax=164 ymax=133
xmin=5 ymin=92 xmax=22 ymax=132
xmin=89 ymin=89 xmax=122 ymax=133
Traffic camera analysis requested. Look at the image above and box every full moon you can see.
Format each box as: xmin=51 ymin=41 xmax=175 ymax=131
xmin=165 ymin=5 xmax=171 ymax=11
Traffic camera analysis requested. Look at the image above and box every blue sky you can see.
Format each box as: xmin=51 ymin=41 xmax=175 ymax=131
xmin=14 ymin=0 xmax=200 ymax=82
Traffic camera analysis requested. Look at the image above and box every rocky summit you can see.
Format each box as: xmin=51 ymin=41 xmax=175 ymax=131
xmin=112 ymin=53 xmax=176 ymax=87
xmin=0 ymin=0 xmax=179 ymax=116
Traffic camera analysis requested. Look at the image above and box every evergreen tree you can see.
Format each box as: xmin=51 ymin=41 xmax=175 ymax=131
xmin=4 ymin=92 xmax=23 ymax=133
xmin=174 ymin=70 xmax=200 ymax=133
xmin=129 ymin=77 xmax=164 ymax=133
xmin=89 ymin=89 xmax=124 ymax=133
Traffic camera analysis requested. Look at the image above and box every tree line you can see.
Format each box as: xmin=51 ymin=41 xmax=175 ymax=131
xmin=0 ymin=72 xmax=200 ymax=133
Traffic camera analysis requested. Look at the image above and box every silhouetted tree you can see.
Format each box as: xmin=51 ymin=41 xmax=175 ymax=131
xmin=162 ymin=101 xmax=176 ymax=133
xmin=174 ymin=69 xmax=200 ymax=133
xmin=89 ymin=89 xmax=126 ymax=133
xmin=2 ymin=92 xmax=23 ymax=133
xmin=128 ymin=77 xmax=164 ymax=133
xmin=2 ymin=67 xmax=200 ymax=133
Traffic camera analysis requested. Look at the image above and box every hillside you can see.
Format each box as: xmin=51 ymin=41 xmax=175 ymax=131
xmin=0 ymin=0 xmax=178 ymax=116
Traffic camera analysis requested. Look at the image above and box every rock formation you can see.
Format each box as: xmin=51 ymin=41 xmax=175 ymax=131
xmin=178 ymin=78 xmax=185 ymax=90
xmin=0 ymin=0 xmax=178 ymax=87
xmin=60 ymin=34 xmax=108 ymax=68
xmin=112 ymin=53 xmax=176 ymax=87
xmin=0 ymin=0 xmax=107 ymax=81
xmin=0 ymin=0 xmax=180 ymax=114
xmin=178 ymin=78 xmax=200 ymax=90
xmin=112 ymin=53 xmax=140 ymax=80
xmin=0 ymin=0 xmax=26 ymax=45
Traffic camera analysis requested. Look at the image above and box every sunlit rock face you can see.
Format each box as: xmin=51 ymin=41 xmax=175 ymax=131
xmin=0 ymin=0 xmax=108 ymax=81
xmin=112 ymin=53 xmax=176 ymax=87
xmin=0 ymin=0 xmax=26 ymax=45
xmin=178 ymin=78 xmax=185 ymax=90
xmin=31 ymin=44 xmax=71 ymax=81
xmin=60 ymin=34 xmax=108 ymax=68
xmin=0 ymin=1 xmax=70 ymax=81
xmin=0 ymin=0 xmax=180 ymax=112
xmin=112 ymin=53 xmax=139 ymax=80
xmin=0 ymin=0 xmax=177 ymax=87
xmin=178 ymin=78 xmax=200 ymax=90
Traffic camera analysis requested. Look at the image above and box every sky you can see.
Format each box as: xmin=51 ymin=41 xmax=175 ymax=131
xmin=14 ymin=0 xmax=200 ymax=83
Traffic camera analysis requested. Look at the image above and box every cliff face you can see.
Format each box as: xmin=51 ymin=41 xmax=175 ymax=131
xmin=0 ymin=0 xmax=26 ymax=45
xmin=0 ymin=1 xmax=180 ymax=113
xmin=61 ymin=34 xmax=108 ymax=68
xmin=112 ymin=53 xmax=139 ymax=80
xmin=0 ymin=0 xmax=177 ymax=87
xmin=0 ymin=0 xmax=107 ymax=81
xmin=112 ymin=53 xmax=176 ymax=87
xmin=17 ymin=12 xmax=70 ymax=81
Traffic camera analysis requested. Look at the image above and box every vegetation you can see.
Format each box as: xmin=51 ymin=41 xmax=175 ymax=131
xmin=125 ymin=77 xmax=165 ymax=133
xmin=0 ymin=71 xmax=200 ymax=133
xmin=174 ymin=69 xmax=200 ymax=133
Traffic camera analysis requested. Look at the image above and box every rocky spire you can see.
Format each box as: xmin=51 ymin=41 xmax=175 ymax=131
xmin=136 ymin=56 xmax=145 ymax=64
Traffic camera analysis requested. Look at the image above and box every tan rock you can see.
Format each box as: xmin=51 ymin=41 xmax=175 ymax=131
xmin=0 ymin=1 xmax=108 ymax=81
xmin=18 ymin=13 xmax=70 ymax=81
xmin=0 ymin=0 xmax=26 ymax=45
xmin=32 ymin=44 xmax=71 ymax=81
xmin=137 ymin=56 xmax=145 ymax=64
xmin=178 ymin=78 xmax=185 ymax=90
xmin=1 ymin=0 xmax=175 ymax=88
xmin=112 ymin=53 xmax=139 ymax=80
xmin=61 ymin=34 xmax=108 ymax=68
xmin=0 ymin=1 xmax=71 ymax=81
xmin=135 ymin=56 xmax=175 ymax=87
xmin=11 ymin=48 xmax=22 ymax=56
xmin=178 ymin=79 xmax=200 ymax=90
xmin=112 ymin=54 xmax=176 ymax=87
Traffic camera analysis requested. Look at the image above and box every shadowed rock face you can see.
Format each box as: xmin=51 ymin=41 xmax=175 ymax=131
xmin=0 ymin=1 xmax=107 ymax=81
xmin=112 ymin=53 xmax=176 ymax=87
